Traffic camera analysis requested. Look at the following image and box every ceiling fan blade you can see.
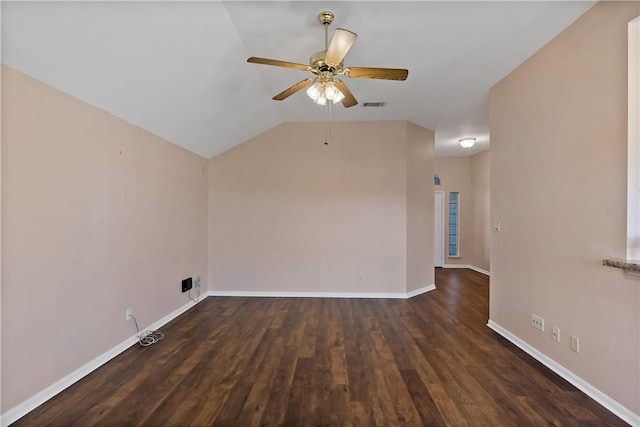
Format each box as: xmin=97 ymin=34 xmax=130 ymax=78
xmin=344 ymin=67 xmax=409 ymax=81
xmin=247 ymin=57 xmax=310 ymax=71
xmin=273 ymin=78 xmax=315 ymax=101
xmin=334 ymin=80 xmax=358 ymax=108
xmin=324 ymin=28 xmax=357 ymax=66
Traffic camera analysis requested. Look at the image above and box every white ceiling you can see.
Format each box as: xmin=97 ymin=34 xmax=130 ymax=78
xmin=1 ymin=1 xmax=595 ymax=158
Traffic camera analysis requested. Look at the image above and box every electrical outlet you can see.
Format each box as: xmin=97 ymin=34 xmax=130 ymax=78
xmin=552 ymin=326 xmax=560 ymax=343
xmin=571 ymin=335 xmax=580 ymax=353
xmin=358 ymin=274 xmax=365 ymax=283
xmin=194 ymin=276 xmax=201 ymax=290
xmin=126 ymin=309 xmax=132 ymax=321
xmin=531 ymin=314 xmax=544 ymax=332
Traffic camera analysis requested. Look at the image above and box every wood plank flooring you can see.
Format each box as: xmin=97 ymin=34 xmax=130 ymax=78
xmin=13 ymin=269 xmax=628 ymax=426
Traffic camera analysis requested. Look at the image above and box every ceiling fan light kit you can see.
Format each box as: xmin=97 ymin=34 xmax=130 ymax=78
xmin=306 ymin=72 xmax=345 ymax=106
xmin=247 ymin=10 xmax=408 ymax=108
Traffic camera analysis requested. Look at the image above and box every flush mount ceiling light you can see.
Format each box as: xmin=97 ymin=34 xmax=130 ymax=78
xmin=459 ymin=138 xmax=476 ymax=148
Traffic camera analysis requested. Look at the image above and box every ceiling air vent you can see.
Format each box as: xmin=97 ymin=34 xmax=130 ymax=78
xmin=362 ymin=102 xmax=386 ymax=107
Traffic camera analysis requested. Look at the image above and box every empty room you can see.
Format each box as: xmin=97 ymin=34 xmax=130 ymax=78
xmin=1 ymin=1 xmax=639 ymax=426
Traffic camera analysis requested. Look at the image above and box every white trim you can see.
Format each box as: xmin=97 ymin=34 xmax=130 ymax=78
xmin=627 ymin=17 xmax=640 ymax=259
xmin=443 ymin=263 xmax=469 ymax=269
xmin=487 ymin=320 xmax=640 ymax=426
xmin=407 ymin=284 xmax=436 ymax=298
xmin=434 ymin=190 xmax=445 ymax=268
xmin=1 ymin=296 xmax=208 ymax=427
xmin=442 ymin=264 xmax=491 ymax=276
xmin=209 ymin=285 xmax=436 ymax=299
xmin=469 ymin=265 xmax=490 ymax=276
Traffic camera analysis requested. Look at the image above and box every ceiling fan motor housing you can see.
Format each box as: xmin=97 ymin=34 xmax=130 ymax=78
xmin=309 ymin=51 xmax=343 ymax=75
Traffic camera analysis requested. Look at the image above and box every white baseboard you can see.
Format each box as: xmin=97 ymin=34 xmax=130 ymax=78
xmin=469 ymin=265 xmax=490 ymax=276
xmin=487 ymin=320 xmax=639 ymax=426
xmin=209 ymin=285 xmax=436 ymax=299
xmin=442 ymin=263 xmax=464 ymax=269
xmin=443 ymin=264 xmax=490 ymax=276
xmin=407 ymin=284 xmax=436 ymax=298
xmin=1 ymin=295 xmax=209 ymax=427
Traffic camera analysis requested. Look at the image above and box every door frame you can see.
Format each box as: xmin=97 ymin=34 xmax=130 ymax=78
xmin=434 ymin=191 xmax=445 ymax=267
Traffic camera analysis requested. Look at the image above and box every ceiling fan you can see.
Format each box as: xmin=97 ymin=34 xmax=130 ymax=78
xmin=247 ymin=11 xmax=408 ymax=108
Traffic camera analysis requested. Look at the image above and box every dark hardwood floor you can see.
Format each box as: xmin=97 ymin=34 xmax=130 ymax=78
xmin=14 ymin=269 xmax=627 ymax=426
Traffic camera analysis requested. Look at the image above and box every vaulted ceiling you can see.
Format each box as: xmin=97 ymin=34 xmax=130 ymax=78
xmin=1 ymin=1 xmax=595 ymax=158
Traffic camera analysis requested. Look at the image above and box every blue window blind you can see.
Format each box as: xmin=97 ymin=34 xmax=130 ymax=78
xmin=448 ymin=192 xmax=459 ymax=256
xmin=434 ymin=174 xmax=441 ymax=185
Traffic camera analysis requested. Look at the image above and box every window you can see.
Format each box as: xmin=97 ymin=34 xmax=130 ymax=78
xmin=448 ymin=192 xmax=459 ymax=256
xmin=434 ymin=174 xmax=441 ymax=185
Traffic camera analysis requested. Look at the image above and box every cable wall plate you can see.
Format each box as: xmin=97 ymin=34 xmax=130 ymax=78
xmin=181 ymin=277 xmax=193 ymax=293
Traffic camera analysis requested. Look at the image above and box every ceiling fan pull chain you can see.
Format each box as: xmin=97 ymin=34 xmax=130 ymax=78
xmin=328 ymin=102 xmax=332 ymax=144
xmin=324 ymin=103 xmax=329 ymax=145
xmin=325 ymin=102 xmax=333 ymax=145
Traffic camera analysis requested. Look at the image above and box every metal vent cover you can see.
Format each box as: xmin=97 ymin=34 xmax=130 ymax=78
xmin=362 ymin=102 xmax=386 ymax=107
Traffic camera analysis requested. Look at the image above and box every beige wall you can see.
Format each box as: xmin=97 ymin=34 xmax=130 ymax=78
xmin=470 ymin=150 xmax=490 ymax=271
xmin=434 ymin=157 xmax=472 ymax=266
xmin=490 ymin=1 xmax=640 ymax=415
xmin=209 ymin=121 xmax=434 ymax=295
xmin=407 ymin=122 xmax=435 ymax=292
xmin=1 ymin=66 xmax=209 ymax=411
